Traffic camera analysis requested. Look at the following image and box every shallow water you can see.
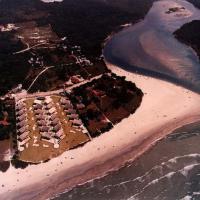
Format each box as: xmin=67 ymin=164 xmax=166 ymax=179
xmin=103 ymin=0 xmax=200 ymax=92
xmin=55 ymin=122 xmax=200 ymax=200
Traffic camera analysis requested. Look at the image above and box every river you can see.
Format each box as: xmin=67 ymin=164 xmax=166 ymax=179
xmin=55 ymin=0 xmax=200 ymax=199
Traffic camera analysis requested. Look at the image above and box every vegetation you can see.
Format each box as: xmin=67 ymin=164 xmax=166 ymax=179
xmin=70 ymin=73 xmax=143 ymax=137
xmin=0 ymin=0 xmax=155 ymax=95
xmin=0 ymin=99 xmax=16 ymax=140
xmin=174 ymin=20 xmax=200 ymax=60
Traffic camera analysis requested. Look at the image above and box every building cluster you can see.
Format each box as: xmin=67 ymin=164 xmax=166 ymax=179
xmin=60 ymin=97 xmax=88 ymax=135
xmin=16 ymin=100 xmax=31 ymax=150
xmin=15 ymin=93 xmax=91 ymax=153
xmin=33 ymin=96 xmax=65 ymax=144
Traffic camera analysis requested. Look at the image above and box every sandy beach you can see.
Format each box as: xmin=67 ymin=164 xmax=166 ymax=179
xmin=1 ymin=62 xmax=200 ymax=200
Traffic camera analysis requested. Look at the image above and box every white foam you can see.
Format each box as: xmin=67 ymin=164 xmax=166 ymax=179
xmin=180 ymin=164 xmax=200 ymax=177
xmin=180 ymin=195 xmax=192 ymax=200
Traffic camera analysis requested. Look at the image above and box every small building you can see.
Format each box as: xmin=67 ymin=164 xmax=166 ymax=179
xmin=50 ymin=114 xmax=57 ymax=121
xmin=39 ymin=126 xmax=49 ymax=132
xmin=16 ymin=109 xmax=26 ymax=117
xmin=17 ymin=120 xmax=27 ymax=128
xmin=44 ymin=97 xmax=52 ymax=105
xmin=37 ymin=120 xmax=46 ymax=127
xmin=17 ymin=115 xmax=27 ymax=122
xmin=19 ymin=136 xmax=30 ymax=146
xmin=45 ymin=103 xmax=53 ymax=110
xmin=64 ymin=103 xmax=73 ymax=110
xmin=48 ymin=107 xmax=56 ymax=114
xmin=34 ymin=109 xmax=43 ymax=115
xmin=18 ymin=131 xmax=29 ymax=142
xmin=68 ymin=114 xmax=79 ymax=120
xmin=60 ymin=98 xmax=71 ymax=105
xmin=65 ymin=109 xmax=76 ymax=114
xmin=51 ymin=118 xmax=60 ymax=126
xmin=33 ymin=104 xmax=43 ymax=110
xmin=16 ymin=103 xmax=25 ymax=111
xmin=35 ymin=114 xmax=45 ymax=121
xmin=33 ymin=99 xmax=43 ymax=105
xmin=41 ymin=132 xmax=51 ymax=140
xmin=18 ymin=126 xmax=28 ymax=135
xmin=53 ymin=124 xmax=61 ymax=132
xmin=72 ymin=119 xmax=82 ymax=126
xmin=54 ymin=129 xmax=64 ymax=139
xmin=76 ymin=103 xmax=85 ymax=110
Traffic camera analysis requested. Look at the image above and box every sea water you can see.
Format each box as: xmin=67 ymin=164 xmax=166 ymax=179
xmin=55 ymin=122 xmax=200 ymax=200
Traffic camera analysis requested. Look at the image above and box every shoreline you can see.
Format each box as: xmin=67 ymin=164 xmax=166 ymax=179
xmin=1 ymin=63 xmax=200 ymax=200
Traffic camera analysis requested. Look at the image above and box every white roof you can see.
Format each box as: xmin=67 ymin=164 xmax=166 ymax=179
xmin=44 ymin=97 xmax=52 ymax=104
xmin=34 ymin=100 xmax=43 ymax=105
xmin=49 ymin=107 xmax=56 ymax=114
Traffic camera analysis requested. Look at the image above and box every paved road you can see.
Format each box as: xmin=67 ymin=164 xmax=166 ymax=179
xmin=15 ymin=74 xmax=102 ymax=100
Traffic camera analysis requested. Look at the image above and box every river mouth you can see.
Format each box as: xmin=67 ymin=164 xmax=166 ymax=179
xmin=103 ymin=0 xmax=200 ymax=93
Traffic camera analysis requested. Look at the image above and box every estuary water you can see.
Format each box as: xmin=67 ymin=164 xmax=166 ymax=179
xmin=103 ymin=0 xmax=200 ymax=93
xmin=55 ymin=0 xmax=200 ymax=199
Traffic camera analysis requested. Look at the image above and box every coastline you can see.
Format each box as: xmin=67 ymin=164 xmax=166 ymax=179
xmin=1 ymin=63 xmax=200 ymax=200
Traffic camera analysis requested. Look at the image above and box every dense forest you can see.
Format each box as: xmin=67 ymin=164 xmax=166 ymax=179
xmin=174 ymin=20 xmax=200 ymax=60
xmin=0 ymin=0 xmax=156 ymax=95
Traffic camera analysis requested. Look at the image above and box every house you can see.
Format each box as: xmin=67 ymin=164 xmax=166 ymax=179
xmin=76 ymin=103 xmax=85 ymax=110
xmin=18 ymin=126 xmax=28 ymax=135
xmin=16 ymin=109 xmax=26 ymax=116
xmin=19 ymin=136 xmax=30 ymax=146
xmin=44 ymin=97 xmax=52 ymax=105
xmin=66 ymin=109 xmax=76 ymax=114
xmin=35 ymin=109 xmax=43 ymax=115
xmin=35 ymin=114 xmax=45 ymax=121
xmin=16 ymin=103 xmax=25 ymax=111
xmin=17 ymin=120 xmax=27 ymax=128
xmin=63 ymin=102 xmax=73 ymax=110
xmin=60 ymin=98 xmax=71 ymax=106
xmin=33 ymin=104 xmax=43 ymax=110
xmin=54 ymin=129 xmax=65 ymax=139
xmin=37 ymin=120 xmax=46 ymax=127
xmin=18 ymin=131 xmax=29 ymax=142
xmin=71 ymin=75 xmax=81 ymax=84
xmin=68 ymin=114 xmax=79 ymax=120
xmin=72 ymin=119 xmax=82 ymax=126
xmin=17 ymin=114 xmax=27 ymax=122
xmin=41 ymin=132 xmax=51 ymax=140
xmin=48 ymin=107 xmax=56 ymax=114
xmin=53 ymin=124 xmax=61 ymax=132
xmin=51 ymin=118 xmax=60 ymax=126
xmin=39 ymin=126 xmax=49 ymax=132
xmin=50 ymin=114 xmax=57 ymax=121
xmin=45 ymin=103 xmax=53 ymax=110
xmin=34 ymin=99 xmax=43 ymax=105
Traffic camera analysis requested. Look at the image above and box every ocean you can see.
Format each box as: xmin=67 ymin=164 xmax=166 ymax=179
xmin=55 ymin=122 xmax=200 ymax=200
